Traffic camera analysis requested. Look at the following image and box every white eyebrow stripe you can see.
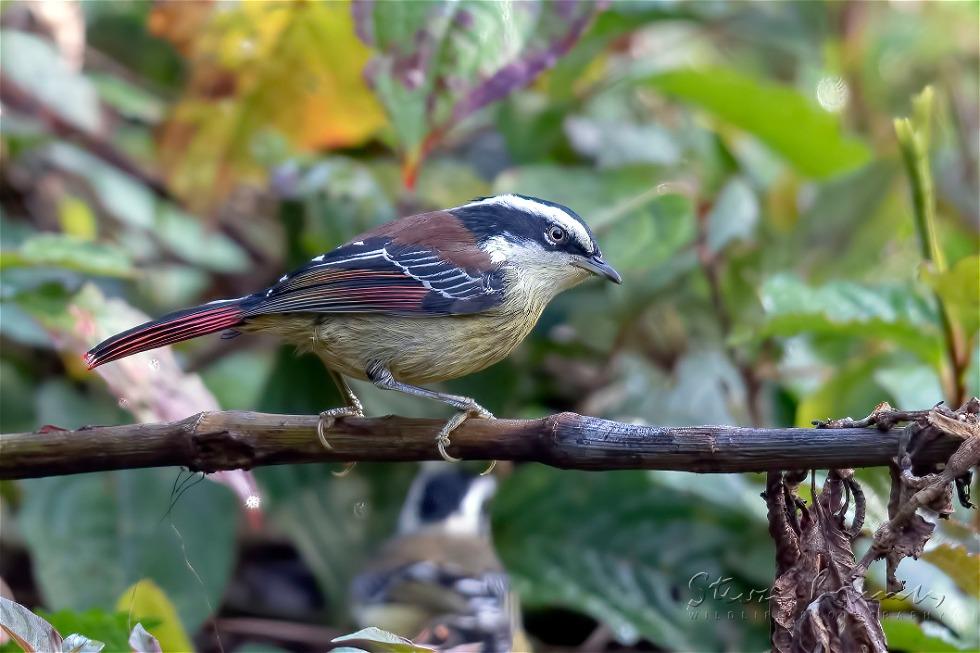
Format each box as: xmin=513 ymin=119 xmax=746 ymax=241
xmin=458 ymin=194 xmax=594 ymax=254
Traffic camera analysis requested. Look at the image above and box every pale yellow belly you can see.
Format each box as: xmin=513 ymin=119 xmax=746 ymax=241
xmin=244 ymin=309 xmax=541 ymax=385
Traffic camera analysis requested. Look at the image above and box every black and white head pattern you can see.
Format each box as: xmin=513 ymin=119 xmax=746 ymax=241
xmin=450 ymin=194 xmax=599 ymax=264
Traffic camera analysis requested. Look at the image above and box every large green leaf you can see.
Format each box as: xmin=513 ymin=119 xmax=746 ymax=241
xmin=647 ymin=68 xmax=870 ymax=178
xmin=16 ymin=468 xmax=238 ymax=636
xmin=882 ymin=618 xmax=966 ymax=652
xmin=492 ymin=467 xmax=770 ymax=650
xmin=758 ymin=274 xmax=942 ymax=363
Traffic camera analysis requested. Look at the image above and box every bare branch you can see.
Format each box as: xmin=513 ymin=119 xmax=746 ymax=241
xmin=0 ymin=408 xmax=968 ymax=480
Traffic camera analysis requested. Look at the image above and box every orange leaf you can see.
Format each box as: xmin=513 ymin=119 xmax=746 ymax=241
xmin=156 ymin=0 xmax=386 ymax=211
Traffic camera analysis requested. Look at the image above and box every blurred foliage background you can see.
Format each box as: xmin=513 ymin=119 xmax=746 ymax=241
xmin=0 ymin=1 xmax=978 ymax=652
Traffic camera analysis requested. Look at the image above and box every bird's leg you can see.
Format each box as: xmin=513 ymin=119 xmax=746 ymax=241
xmin=317 ymin=370 xmax=364 ymax=450
xmin=366 ymin=362 xmax=493 ymax=463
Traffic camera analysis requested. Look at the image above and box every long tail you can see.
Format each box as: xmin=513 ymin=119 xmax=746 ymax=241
xmin=84 ymin=298 xmax=247 ymax=369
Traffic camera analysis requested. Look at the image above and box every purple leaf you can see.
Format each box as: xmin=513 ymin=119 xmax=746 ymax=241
xmin=351 ymin=0 xmax=376 ymax=45
xmin=451 ymin=2 xmax=598 ymax=124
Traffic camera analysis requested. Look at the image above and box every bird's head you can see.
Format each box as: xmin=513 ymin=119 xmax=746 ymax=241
xmin=450 ymin=194 xmax=621 ymax=295
xmin=398 ymin=464 xmax=497 ymax=537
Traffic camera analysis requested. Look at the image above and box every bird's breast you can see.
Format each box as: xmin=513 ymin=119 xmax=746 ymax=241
xmin=248 ymin=297 xmax=546 ymax=385
xmin=321 ymin=309 xmax=541 ymax=384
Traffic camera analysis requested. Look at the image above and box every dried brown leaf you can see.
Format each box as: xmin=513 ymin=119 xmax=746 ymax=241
xmin=927 ymin=410 xmax=979 ymax=439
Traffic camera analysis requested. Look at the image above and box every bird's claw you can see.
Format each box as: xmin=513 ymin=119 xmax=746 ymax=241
xmin=317 ymin=406 xmax=364 ymax=450
xmin=318 ymin=407 xmax=364 ymax=477
xmin=332 ymin=462 xmax=357 ymax=478
xmin=436 ymin=433 xmax=462 ymax=463
xmin=435 ymin=404 xmax=493 ymax=464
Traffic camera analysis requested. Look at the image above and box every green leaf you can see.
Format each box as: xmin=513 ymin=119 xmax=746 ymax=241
xmin=923 ymin=255 xmax=980 ymax=334
xmin=882 ymin=618 xmax=965 ymax=652
xmin=16 ymin=468 xmax=238 ymax=636
xmin=564 ymin=116 xmax=682 ymax=168
xmin=492 ymin=467 xmax=770 ymax=650
xmin=873 ymin=364 xmax=944 ymax=410
xmin=39 ymin=610 xmax=129 ymax=653
xmin=88 ymin=74 xmax=165 ymax=124
xmin=0 ymin=233 xmax=133 ymax=278
xmin=647 ymin=68 xmax=870 ymax=178
xmin=778 ymin=160 xmax=898 ymax=278
xmin=596 ymin=351 xmax=747 ymax=426
xmin=795 ymin=355 xmax=890 ymax=428
xmin=0 ymin=360 xmax=37 ymax=432
xmin=706 ymin=177 xmax=759 ymax=254
xmin=0 ymin=30 xmax=102 ymax=134
xmin=331 ymin=627 xmax=435 ymax=653
xmin=758 ymin=274 xmax=942 ymax=363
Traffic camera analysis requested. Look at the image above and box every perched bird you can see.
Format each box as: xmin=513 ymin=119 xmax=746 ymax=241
xmin=350 ymin=464 xmax=527 ymax=652
xmin=84 ymin=194 xmax=621 ymax=459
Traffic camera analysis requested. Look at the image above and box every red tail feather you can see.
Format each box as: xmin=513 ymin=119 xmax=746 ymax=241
xmin=84 ymin=301 xmax=245 ymax=369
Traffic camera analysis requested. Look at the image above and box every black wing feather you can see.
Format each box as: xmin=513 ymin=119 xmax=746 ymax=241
xmin=242 ymin=237 xmax=504 ymax=318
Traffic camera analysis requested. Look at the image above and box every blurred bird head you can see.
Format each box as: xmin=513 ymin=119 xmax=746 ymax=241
xmin=353 ymin=464 xmax=521 ymax=652
xmin=450 ymin=194 xmax=621 ymax=297
xmin=398 ymin=463 xmax=497 ymax=538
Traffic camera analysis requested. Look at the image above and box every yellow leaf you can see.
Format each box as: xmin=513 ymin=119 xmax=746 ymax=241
xmin=116 ymin=580 xmax=193 ymax=653
xmin=921 ymin=544 xmax=979 ymax=597
xmin=58 ymin=196 xmax=97 ymax=240
xmin=157 ymin=0 xmax=386 ymax=210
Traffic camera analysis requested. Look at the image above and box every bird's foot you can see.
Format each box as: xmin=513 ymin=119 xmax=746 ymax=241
xmin=435 ymin=402 xmax=493 ymax=464
xmin=317 ymin=406 xmax=364 ymax=450
xmin=317 ymin=406 xmax=364 ymax=477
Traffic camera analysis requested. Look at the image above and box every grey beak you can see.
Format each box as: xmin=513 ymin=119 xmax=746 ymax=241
xmin=577 ymin=253 xmax=622 ymax=284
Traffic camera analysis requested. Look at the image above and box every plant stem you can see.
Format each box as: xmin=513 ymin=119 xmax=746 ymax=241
xmin=895 ymin=86 xmax=967 ymax=405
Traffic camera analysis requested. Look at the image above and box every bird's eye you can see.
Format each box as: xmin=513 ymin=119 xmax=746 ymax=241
xmin=548 ymin=226 xmax=566 ymax=243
